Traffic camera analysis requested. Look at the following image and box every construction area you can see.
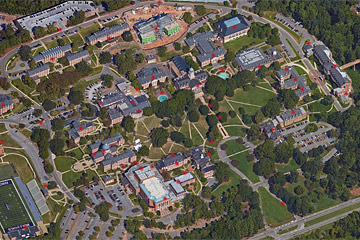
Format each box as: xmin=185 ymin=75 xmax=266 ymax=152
xmin=123 ymin=4 xmax=191 ymax=49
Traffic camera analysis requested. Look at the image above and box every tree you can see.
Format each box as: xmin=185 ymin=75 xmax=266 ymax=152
xmin=202 ymin=186 xmax=212 ymax=199
xmin=18 ymin=45 xmax=31 ymax=61
xmin=101 ymin=74 xmax=113 ymax=88
xmin=254 ymin=110 xmax=264 ymax=123
xmin=321 ymin=95 xmax=334 ymax=106
xmin=288 ymin=169 xmax=299 ymax=183
xmin=225 ymin=50 xmax=235 ymax=62
xmin=29 ymin=59 xmax=36 ymax=68
xmin=199 ymin=105 xmax=209 ymax=116
xmin=150 ymin=128 xmax=168 ymax=147
xmin=121 ymin=116 xmax=135 ymax=132
xmin=206 ymin=115 xmax=218 ymax=127
xmin=279 ymin=89 xmax=299 ymax=109
xmin=183 ymin=12 xmax=193 ymax=24
xmin=214 ymin=162 xmax=231 ymax=183
xmin=294 ymin=185 xmax=305 ymax=195
xmin=52 ymin=118 xmax=64 ymax=131
xmin=306 ymin=123 xmax=318 ymax=133
xmin=229 ymin=110 xmax=236 ymax=118
xmin=216 ymin=112 xmax=227 ymax=123
xmin=138 ymin=146 xmax=149 ymax=156
xmin=57 ymin=38 xmax=65 ymax=46
xmin=188 ymin=110 xmax=199 ymax=122
xmin=143 ymin=107 xmax=153 ymax=116
xmin=68 ymin=90 xmax=84 ymax=105
xmin=67 ymin=10 xmax=85 ymax=26
xmin=50 ymin=138 xmax=65 ymax=155
xmin=253 ymin=158 xmax=275 ymax=178
xmin=95 ymin=202 xmax=110 ymax=222
xmin=99 ymin=52 xmax=112 ymax=64
xmin=157 ymin=46 xmax=167 ymax=58
xmin=209 ymin=99 xmax=219 ymax=111
xmin=195 ymin=5 xmax=207 ymax=16
xmin=122 ymin=31 xmax=133 ymax=42
xmin=170 ymin=131 xmax=185 ymax=143
xmin=45 ymin=163 xmax=54 ymax=173
xmin=75 ymin=61 xmax=92 ymax=77
xmin=174 ymin=42 xmax=181 ymax=51
xmin=183 ymin=138 xmax=193 ymax=148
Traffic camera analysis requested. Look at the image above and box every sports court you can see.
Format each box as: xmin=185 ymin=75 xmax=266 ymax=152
xmin=0 ymin=179 xmax=33 ymax=233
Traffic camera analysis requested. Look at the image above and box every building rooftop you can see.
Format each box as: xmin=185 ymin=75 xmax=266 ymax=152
xmin=235 ymin=48 xmax=271 ymax=70
xmin=185 ymin=31 xmax=217 ymax=48
xmin=189 ymin=146 xmax=211 ymax=169
xmin=196 ymin=40 xmax=227 ymax=64
xmin=267 ymin=47 xmax=283 ymax=61
xmin=174 ymin=172 xmax=194 ymax=183
xmin=136 ymin=66 xmax=167 ymax=85
xmin=101 ymin=149 xmax=136 ymax=167
xmin=26 ymin=64 xmax=50 ymax=77
xmin=173 ymin=69 xmax=207 ymax=89
xmin=214 ymin=14 xmax=250 ymax=38
xmin=168 ymin=180 xmax=185 ymax=195
xmin=157 ymin=152 xmax=187 ymax=169
xmin=33 ymin=44 xmax=71 ymax=62
xmin=171 ymin=56 xmax=189 ymax=73
xmin=89 ymin=132 xmax=124 ymax=151
xmin=140 ymin=177 xmax=170 ymax=203
xmin=86 ymin=23 xmax=130 ymax=43
xmin=259 ymin=120 xmax=281 ymax=141
xmin=66 ymin=49 xmax=89 ymax=61
xmin=279 ymin=107 xmax=306 ymax=122
xmin=0 ymin=94 xmax=15 ymax=109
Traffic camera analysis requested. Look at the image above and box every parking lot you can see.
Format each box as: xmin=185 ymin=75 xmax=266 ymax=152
xmin=85 ymin=183 xmax=137 ymax=217
xmin=85 ymin=81 xmax=104 ymax=101
xmin=275 ymin=13 xmax=304 ymax=36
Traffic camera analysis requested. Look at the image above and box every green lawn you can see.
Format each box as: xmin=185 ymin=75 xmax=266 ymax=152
xmin=190 ymin=124 xmax=205 ymax=146
xmin=294 ymin=66 xmax=306 ymax=75
xmin=0 ymin=123 xmax=6 ymax=133
xmin=258 ymin=187 xmax=294 ymax=227
xmin=192 ymin=115 xmax=208 ymax=138
xmin=225 ymin=139 xmax=246 ymax=156
xmin=3 ymin=154 xmax=34 ymax=183
xmin=224 ymin=35 xmax=265 ymax=53
xmin=0 ymin=133 xmax=21 ymax=148
xmin=228 ymin=86 xmax=276 ymax=106
xmin=44 ymin=37 xmax=70 ymax=49
xmin=68 ymin=33 xmax=84 ymax=46
xmin=79 ymin=22 xmax=100 ymax=37
xmin=224 ymin=126 xmax=245 ymax=137
xmin=179 ymin=120 xmax=190 ymax=140
xmin=62 ymin=171 xmax=82 ymax=188
xmin=229 ymin=151 xmax=260 ymax=183
xmin=227 ymin=101 xmax=262 ymax=116
xmin=68 ymin=148 xmax=83 ymax=160
xmin=90 ymin=66 xmax=103 ymax=76
xmin=212 ymin=169 xmax=243 ymax=197
xmin=73 ymin=78 xmax=100 ymax=92
xmin=276 ymin=159 xmax=299 ymax=173
xmin=20 ymin=129 xmax=32 ymax=139
xmin=305 ymin=202 xmax=360 ymax=227
xmin=308 ymin=101 xmax=331 ymax=113
xmin=143 ymin=115 xmax=162 ymax=131
xmin=55 ymin=157 xmax=76 ymax=172
xmin=11 ymin=78 xmax=34 ymax=95
xmin=0 ymin=164 xmax=18 ymax=181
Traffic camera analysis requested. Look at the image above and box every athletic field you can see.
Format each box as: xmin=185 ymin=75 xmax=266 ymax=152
xmin=0 ymin=179 xmax=33 ymax=233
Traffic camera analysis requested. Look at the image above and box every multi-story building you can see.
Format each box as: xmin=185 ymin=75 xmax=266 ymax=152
xmin=235 ymin=47 xmax=272 ymax=71
xmin=276 ymin=107 xmax=307 ymax=128
xmin=173 ymin=68 xmax=207 ymax=91
xmin=101 ymin=149 xmax=137 ymax=171
xmin=169 ymin=56 xmax=189 ymax=77
xmin=136 ymin=66 xmax=167 ymax=89
xmin=189 ymin=146 xmax=215 ymax=178
xmin=66 ymin=50 xmax=90 ymax=66
xmin=0 ymin=94 xmax=14 ymax=114
xmin=313 ymin=42 xmax=352 ymax=94
xmin=66 ymin=120 xmax=96 ymax=144
xmin=157 ymin=152 xmax=189 ymax=172
xmin=214 ymin=14 xmax=250 ymax=43
xmin=86 ymin=23 xmax=130 ymax=45
xmin=89 ymin=132 xmax=125 ymax=154
xmin=26 ymin=64 xmax=50 ymax=80
xmin=259 ymin=120 xmax=282 ymax=143
xmin=99 ymin=91 xmax=151 ymax=119
xmin=16 ymin=1 xmax=98 ymax=33
xmin=185 ymin=31 xmax=227 ymax=67
xmin=102 ymin=175 xmax=115 ymax=185
xmin=134 ymin=14 xmax=180 ymax=44
xmin=33 ymin=45 xmax=72 ymax=63
xmin=276 ymin=66 xmax=311 ymax=100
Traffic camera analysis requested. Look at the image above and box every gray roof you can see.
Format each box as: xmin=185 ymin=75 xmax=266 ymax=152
xmin=235 ymin=48 xmax=271 ymax=70
xmin=8 ymin=226 xmax=40 ymax=239
xmin=33 ymin=44 xmax=71 ymax=62
xmin=195 ymin=40 xmax=227 ymax=64
xmin=108 ymin=108 xmax=123 ymax=120
xmin=66 ymin=49 xmax=89 ymax=61
xmin=276 ymin=66 xmax=294 ymax=79
xmin=267 ymin=47 xmax=283 ymax=61
xmin=279 ymin=107 xmax=306 ymax=122
xmin=169 ymin=181 xmax=185 ymax=194
xmin=157 ymin=152 xmax=187 ymax=169
xmin=67 ymin=120 xmax=94 ymax=140
xmin=185 ymin=31 xmax=217 ymax=48
xmin=173 ymin=69 xmax=207 ymax=89
xmin=313 ymin=44 xmax=333 ymax=65
xmin=136 ymin=66 xmax=167 ymax=85
xmin=89 ymin=132 xmax=124 ymax=151
xmin=329 ymin=67 xmax=351 ymax=87
xmin=101 ymin=149 xmax=136 ymax=167
xmin=0 ymin=94 xmax=14 ymax=108
xmin=102 ymin=175 xmax=114 ymax=182
xmin=26 ymin=64 xmax=50 ymax=77
xmin=189 ymin=146 xmax=211 ymax=169
xmin=259 ymin=120 xmax=281 ymax=141
xmin=172 ymin=56 xmax=189 ymax=73
xmin=86 ymin=23 xmax=130 ymax=43
xmin=214 ymin=14 xmax=250 ymax=38
xmin=295 ymin=86 xmax=311 ymax=98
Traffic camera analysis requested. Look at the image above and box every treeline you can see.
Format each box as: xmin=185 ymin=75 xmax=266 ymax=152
xmin=181 ymin=180 xmax=264 ymax=239
xmin=0 ymin=24 xmax=31 ymax=55
xmin=0 ymin=0 xmax=131 ymax=15
xmin=296 ymin=211 xmax=360 ymax=239
xmin=67 ymin=10 xmax=85 ymax=27
xmin=254 ymin=0 xmax=360 ymax=65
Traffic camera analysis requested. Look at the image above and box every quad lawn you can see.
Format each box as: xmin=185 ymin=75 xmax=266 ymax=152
xmin=227 ymin=101 xmax=262 ymax=116
xmin=190 ymin=124 xmax=205 ymax=146
xmin=169 ymin=144 xmax=186 ymax=155
xmin=229 ymin=151 xmax=260 ymax=183
xmin=308 ymin=101 xmax=332 ymax=112
xmin=44 ymin=37 xmax=71 ymax=49
xmin=212 ymin=169 xmax=243 ymax=197
xmin=68 ymin=148 xmax=83 ymax=160
xmin=55 ymin=157 xmax=77 ymax=172
xmin=192 ymin=115 xmax=209 ymax=137
xmin=224 ymin=35 xmax=266 ymax=53
xmin=62 ymin=171 xmax=82 ymax=188
xmin=136 ymin=121 xmax=149 ymax=137
xmin=2 ymin=154 xmax=34 ymax=183
xmin=143 ymin=115 xmax=162 ymax=131
xmin=224 ymin=139 xmax=246 ymax=156
xmin=0 ymin=133 xmax=21 ymax=148
xmin=258 ymin=187 xmax=294 ymax=227
xmin=79 ymin=22 xmax=100 ymax=37
xmin=224 ymin=126 xmax=246 ymax=137
xmin=276 ymin=159 xmax=299 ymax=173
xmin=179 ymin=120 xmax=190 ymax=140
xmin=228 ymin=86 xmax=276 ymax=106
xmin=68 ymin=33 xmax=84 ymax=46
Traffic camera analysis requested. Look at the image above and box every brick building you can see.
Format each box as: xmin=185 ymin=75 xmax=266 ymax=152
xmin=156 ymin=152 xmax=190 ymax=172
xmin=214 ymin=14 xmax=250 ymax=43
xmin=189 ymin=146 xmax=215 ymax=178
xmin=66 ymin=50 xmax=90 ymax=66
xmin=33 ymin=45 xmax=71 ymax=63
xmin=66 ymin=120 xmax=95 ymax=144
xmin=86 ymin=23 xmax=130 ymax=45
xmin=0 ymin=94 xmax=14 ymax=114
xmin=136 ymin=66 xmax=167 ymax=89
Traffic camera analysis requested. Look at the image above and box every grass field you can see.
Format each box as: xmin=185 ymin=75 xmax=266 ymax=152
xmin=0 ymin=123 xmax=6 ymax=133
xmin=2 ymin=155 xmax=33 ymax=183
xmin=0 ymin=180 xmax=32 ymax=231
xmin=229 ymin=152 xmax=260 ymax=183
xmin=55 ymin=157 xmax=77 ymax=172
xmin=294 ymin=66 xmax=306 ymax=75
xmin=68 ymin=148 xmax=83 ymax=160
xmin=44 ymin=37 xmax=71 ymax=49
xmin=11 ymin=78 xmax=34 ymax=96
xmin=228 ymin=86 xmax=276 ymax=106
xmin=79 ymin=22 xmax=100 ymax=37
xmin=0 ymin=133 xmax=21 ymax=148
xmin=277 ymin=225 xmax=297 ymax=235
xmin=213 ymin=169 xmax=243 ymax=197
xmin=225 ymin=139 xmax=246 ymax=156
xmin=258 ymin=187 xmax=294 ymax=227
xmin=73 ymin=78 xmax=100 ymax=93
xmin=305 ymin=202 xmax=360 ymax=227
xmin=224 ymin=126 xmax=245 ymax=137
xmin=224 ymin=35 xmax=265 ymax=53
xmin=68 ymin=33 xmax=84 ymax=46
xmin=62 ymin=171 xmax=82 ymax=188
xmin=0 ymin=164 xmax=18 ymax=181
xmin=276 ymin=159 xmax=299 ymax=173
xmin=308 ymin=101 xmax=331 ymax=113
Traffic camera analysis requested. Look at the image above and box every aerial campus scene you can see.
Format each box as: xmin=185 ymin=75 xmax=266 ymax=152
xmin=1 ymin=0 xmax=360 ymax=239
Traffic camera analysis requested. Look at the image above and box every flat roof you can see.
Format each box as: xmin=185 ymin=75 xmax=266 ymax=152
xmin=140 ymin=177 xmax=169 ymax=203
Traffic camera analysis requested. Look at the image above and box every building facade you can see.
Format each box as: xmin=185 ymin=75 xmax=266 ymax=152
xmin=214 ymin=14 xmax=250 ymax=43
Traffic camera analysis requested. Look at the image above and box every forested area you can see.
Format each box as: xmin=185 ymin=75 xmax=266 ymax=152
xmin=0 ymin=0 xmax=131 ymax=15
xmin=254 ymin=0 xmax=360 ymax=65
xmin=180 ymin=181 xmax=264 ymax=239
xmin=296 ymin=211 xmax=360 ymax=239
xmin=0 ymin=24 xmax=31 ymax=55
